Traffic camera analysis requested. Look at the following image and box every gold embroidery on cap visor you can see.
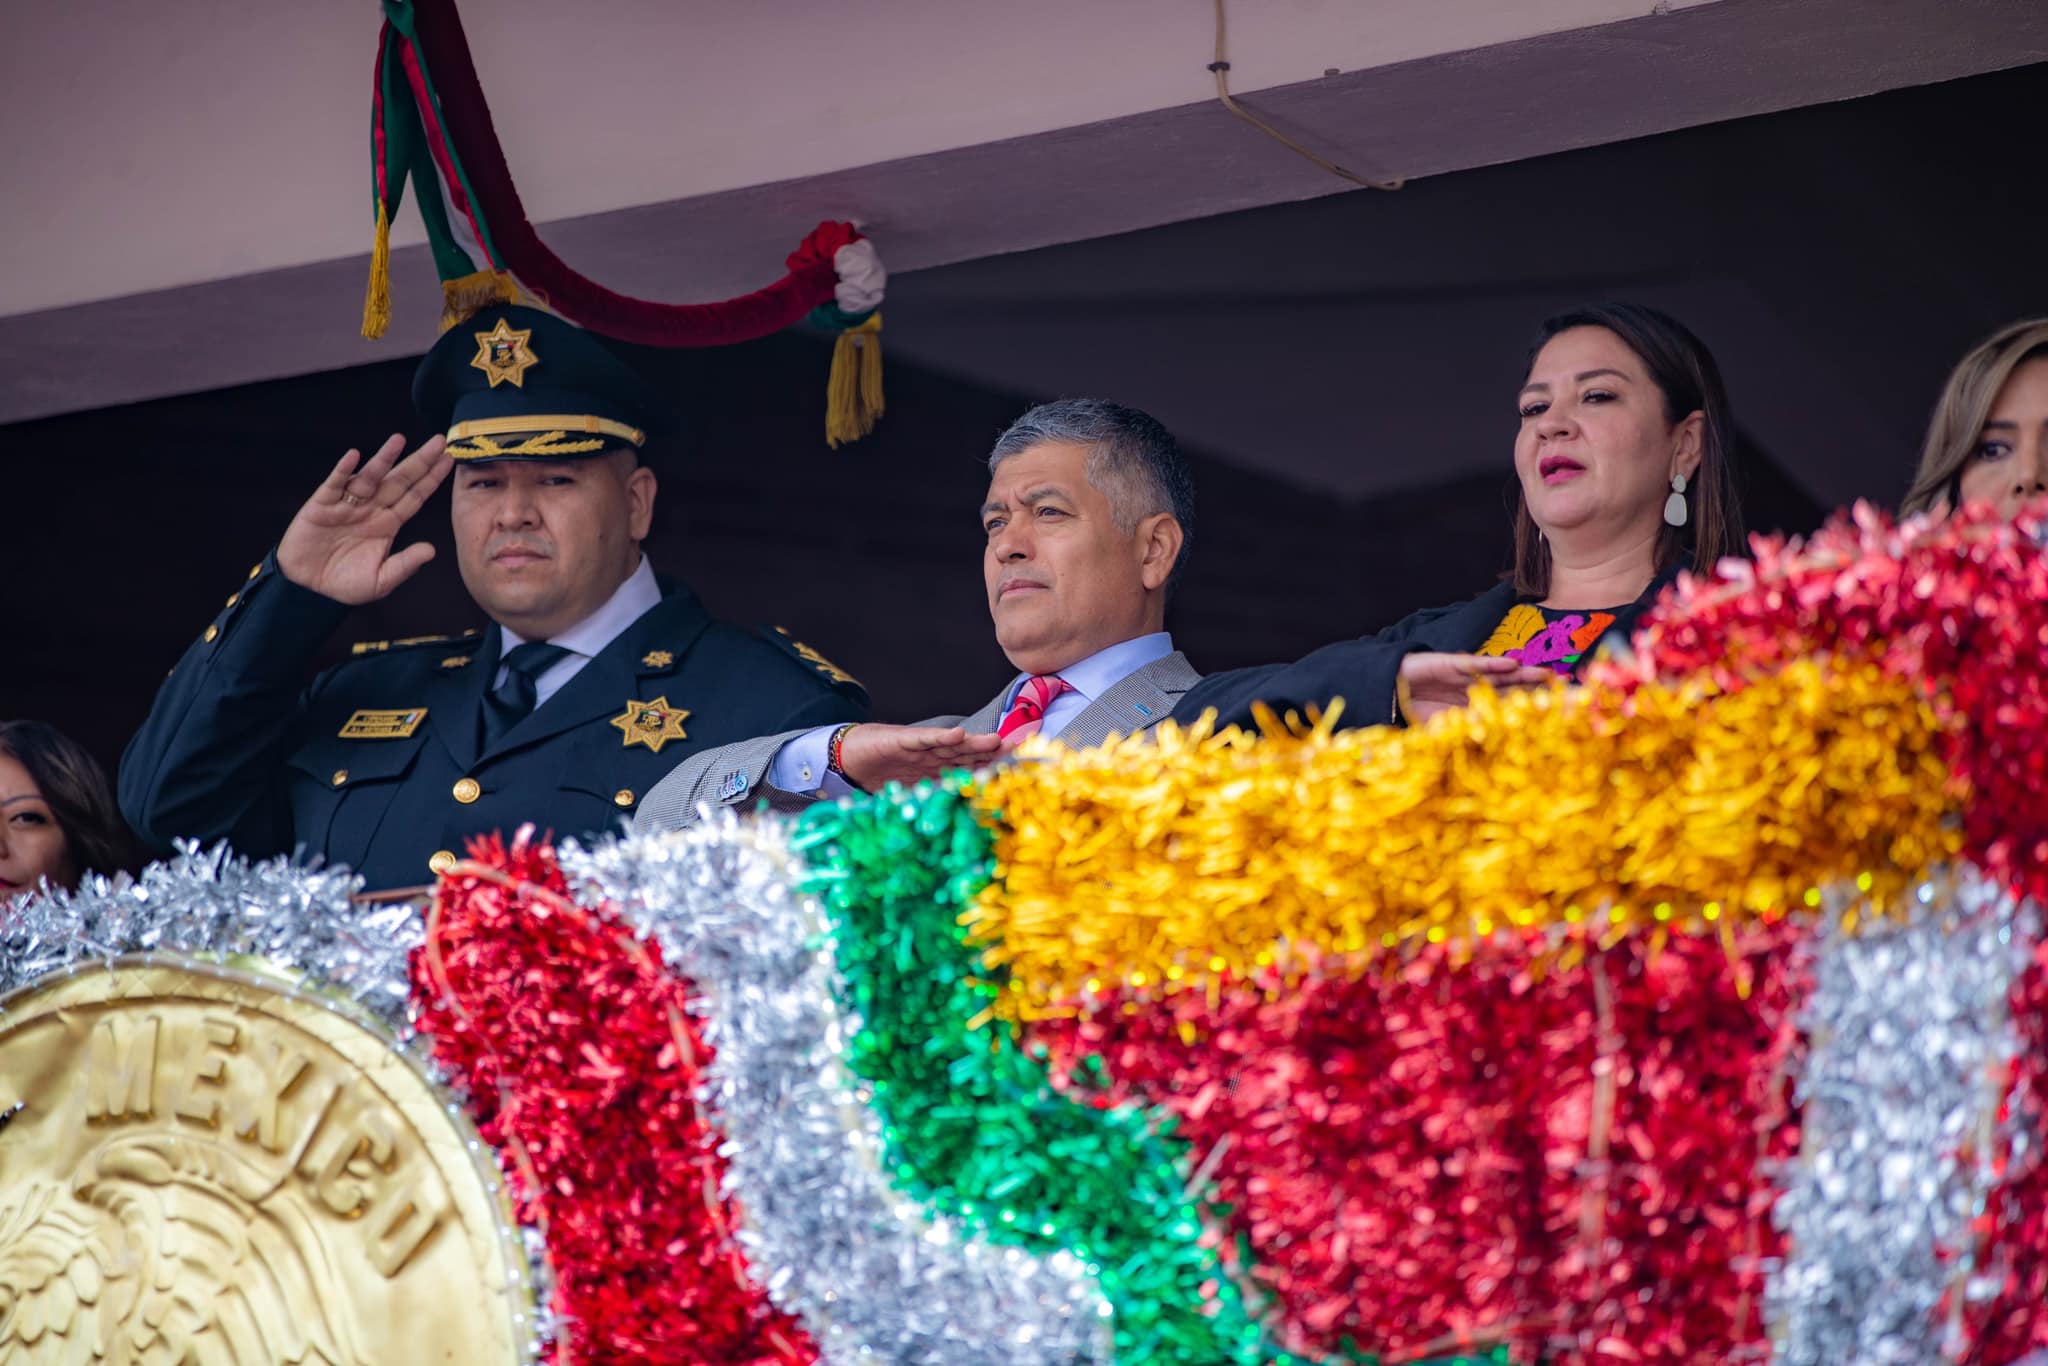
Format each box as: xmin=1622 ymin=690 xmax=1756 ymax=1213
xmin=469 ymin=318 xmax=538 ymax=388
xmin=444 ymin=414 xmax=646 ymax=461
xmin=0 ymin=956 xmax=533 ymax=1363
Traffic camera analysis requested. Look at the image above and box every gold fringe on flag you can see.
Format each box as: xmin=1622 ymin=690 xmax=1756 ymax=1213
xmin=361 ymin=202 xmax=393 ymax=339
xmin=825 ymin=312 xmax=884 ymax=449
xmin=440 ymin=269 xmax=524 ymax=330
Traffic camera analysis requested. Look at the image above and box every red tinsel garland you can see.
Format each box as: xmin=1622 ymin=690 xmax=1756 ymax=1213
xmin=411 ymin=831 xmax=817 ymax=1366
xmin=1031 ymin=929 xmax=1805 ymax=1364
xmin=1597 ymin=501 xmax=2048 ymax=904
xmin=1963 ymin=934 xmax=2048 ymax=1364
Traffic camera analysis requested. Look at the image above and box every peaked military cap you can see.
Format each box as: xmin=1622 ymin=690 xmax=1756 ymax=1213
xmin=413 ymin=304 xmax=675 ymax=462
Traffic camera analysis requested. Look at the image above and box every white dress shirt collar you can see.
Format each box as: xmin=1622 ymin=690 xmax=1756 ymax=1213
xmin=1000 ymin=631 xmax=1175 ymax=714
xmin=497 ymin=555 xmax=662 ymax=707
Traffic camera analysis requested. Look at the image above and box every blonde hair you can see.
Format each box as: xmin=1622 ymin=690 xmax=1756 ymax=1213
xmin=1903 ymin=318 xmax=2048 ymax=516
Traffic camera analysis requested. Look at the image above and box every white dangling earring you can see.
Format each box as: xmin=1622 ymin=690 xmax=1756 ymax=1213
xmin=1663 ymin=473 xmax=1689 ymax=528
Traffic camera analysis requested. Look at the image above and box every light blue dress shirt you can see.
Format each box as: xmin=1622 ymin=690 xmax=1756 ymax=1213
xmin=768 ymin=632 xmax=1176 ymax=796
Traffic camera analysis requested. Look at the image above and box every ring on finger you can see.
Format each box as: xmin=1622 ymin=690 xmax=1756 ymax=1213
xmin=340 ymin=492 xmax=365 ymax=506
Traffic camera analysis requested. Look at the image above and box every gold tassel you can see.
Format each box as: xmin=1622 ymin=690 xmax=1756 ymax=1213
xmin=361 ymin=202 xmax=393 ymax=339
xmin=439 ymin=269 xmax=523 ymax=330
xmin=825 ymin=312 xmax=884 ymax=449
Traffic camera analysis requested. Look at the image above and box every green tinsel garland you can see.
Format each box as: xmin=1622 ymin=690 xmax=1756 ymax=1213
xmin=794 ymin=777 xmax=1524 ymax=1366
xmin=795 ymin=777 xmax=1305 ymax=1365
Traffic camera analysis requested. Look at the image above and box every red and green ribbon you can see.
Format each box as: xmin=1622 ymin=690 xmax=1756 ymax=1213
xmin=365 ymin=0 xmax=860 ymax=348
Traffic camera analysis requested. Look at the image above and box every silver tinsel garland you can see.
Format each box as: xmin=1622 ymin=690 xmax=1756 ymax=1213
xmin=0 ymin=842 xmax=549 ymax=1364
xmin=1770 ymin=867 xmax=2039 ymax=1365
xmin=563 ymin=817 xmax=1113 ymax=1366
xmin=0 ymin=842 xmax=412 ymax=1028
xmin=17 ymin=837 xmax=2046 ymax=1363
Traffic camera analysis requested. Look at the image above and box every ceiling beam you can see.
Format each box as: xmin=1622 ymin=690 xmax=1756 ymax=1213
xmin=2 ymin=0 xmax=2040 ymax=425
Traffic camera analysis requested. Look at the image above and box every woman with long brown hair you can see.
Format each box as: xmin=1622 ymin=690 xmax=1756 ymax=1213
xmin=1 ymin=721 xmax=141 ymax=907
xmin=1175 ymin=302 xmax=1746 ymax=731
xmin=1902 ymin=319 xmax=2048 ymax=520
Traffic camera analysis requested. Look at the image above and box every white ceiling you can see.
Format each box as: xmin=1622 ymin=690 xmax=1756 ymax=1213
xmin=1 ymin=0 xmax=2042 ymax=453
xmin=0 ymin=0 xmax=1726 ymax=319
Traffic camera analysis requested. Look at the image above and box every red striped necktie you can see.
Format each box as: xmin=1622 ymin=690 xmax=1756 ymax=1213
xmin=995 ymin=674 xmax=1074 ymax=742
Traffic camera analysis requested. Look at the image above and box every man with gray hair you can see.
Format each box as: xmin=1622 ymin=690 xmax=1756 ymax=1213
xmin=634 ymin=398 xmax=1200 ymax=832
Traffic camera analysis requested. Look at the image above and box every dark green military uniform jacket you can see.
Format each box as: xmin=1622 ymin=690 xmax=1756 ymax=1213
xmin=119 ymin=552 xmax=867 ymax=890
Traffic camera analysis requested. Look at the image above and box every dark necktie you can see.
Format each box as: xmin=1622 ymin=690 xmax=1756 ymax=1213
xmin=481 ymin=641 xmax=572 ymax=749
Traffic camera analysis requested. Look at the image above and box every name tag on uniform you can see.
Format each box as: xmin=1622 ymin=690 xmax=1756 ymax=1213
xmin=338 ymin=708 xmax=428 ymax=739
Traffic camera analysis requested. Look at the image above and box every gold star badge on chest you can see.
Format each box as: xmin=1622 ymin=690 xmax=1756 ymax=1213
xmin=610 ymin=696 xmax=690 ymax=752
xmin=470 ymin=319 xmax=538 ymax=388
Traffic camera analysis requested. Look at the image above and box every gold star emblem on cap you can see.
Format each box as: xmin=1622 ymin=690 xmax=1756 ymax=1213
xmin=610 ymin=696 xmax=691 ymax=753
xmin=641 ymin=650 xmax=674 ymax=669
xmin=470 ymin=318 xmax=538 ymax=389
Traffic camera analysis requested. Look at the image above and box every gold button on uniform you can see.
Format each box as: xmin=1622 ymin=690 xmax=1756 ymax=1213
xmin=428 ymin=849 xmax=457 ymax=875
xmin=331 ymin=769 xmax=348 ymax=787
xmin=613 ymin=789 xmax=635 ymax=808
xmin=224 ymin=592 xmax=240 ymax=608
xmin=247 ymin=563 xmax=262 ymax=580
xmin=203 ymin=624 xmax=219 ymax=643
xmin=452 ymin=777 xmax=481 ymax=804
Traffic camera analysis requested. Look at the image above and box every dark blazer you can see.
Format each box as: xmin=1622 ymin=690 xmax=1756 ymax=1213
xmin=120 ymin=552 xmax=867 ymax=890
xmin=1172 ymin=569 xmax=1677 ymax=734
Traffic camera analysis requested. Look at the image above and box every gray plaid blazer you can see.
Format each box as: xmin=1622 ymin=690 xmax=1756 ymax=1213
xmin=633 ymin=650 xmax=1200 ymax=833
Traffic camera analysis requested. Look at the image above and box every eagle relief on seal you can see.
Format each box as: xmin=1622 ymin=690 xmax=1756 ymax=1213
xmin=0 ymin=958 xmax=531 ymax=1364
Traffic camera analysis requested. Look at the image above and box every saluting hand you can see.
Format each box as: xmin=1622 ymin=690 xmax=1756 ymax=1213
xmin=836 ymin=724 xmax=1006 ymax=792
xmin=278 ymin=434 xmax=453 ymax=605
xmin=1396 ymin=652 xmax=1555 ymax=725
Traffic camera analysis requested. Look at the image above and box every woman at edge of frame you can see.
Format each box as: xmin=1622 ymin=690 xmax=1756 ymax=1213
xmin=0 ymin=720 xmax=141 ymax=910
xmin=1902 ymin=317 xmax=2048 ymax=523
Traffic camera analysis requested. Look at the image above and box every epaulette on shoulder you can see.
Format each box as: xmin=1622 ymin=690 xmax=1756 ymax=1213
xmin=759 ymin=626 xmax=868 ymax=699
xmin=350 ymin=627 xmax=484 ymax=657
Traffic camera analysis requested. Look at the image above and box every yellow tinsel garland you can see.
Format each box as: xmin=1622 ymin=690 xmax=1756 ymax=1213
xmin=967 ymin=659 xmax=1960 ymax=1019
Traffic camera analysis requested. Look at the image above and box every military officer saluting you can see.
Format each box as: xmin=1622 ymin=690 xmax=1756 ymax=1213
xmin=120 ymin=305 xmax=867 ymax=891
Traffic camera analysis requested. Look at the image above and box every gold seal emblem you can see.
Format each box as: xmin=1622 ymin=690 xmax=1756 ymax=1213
xmin=470 ymin=319 xmax=538 ymax=389
xmin=610 ymin=696 xmax=690 ymax=753
xmin=0 ymin=956 xmax=531 ymax=1363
